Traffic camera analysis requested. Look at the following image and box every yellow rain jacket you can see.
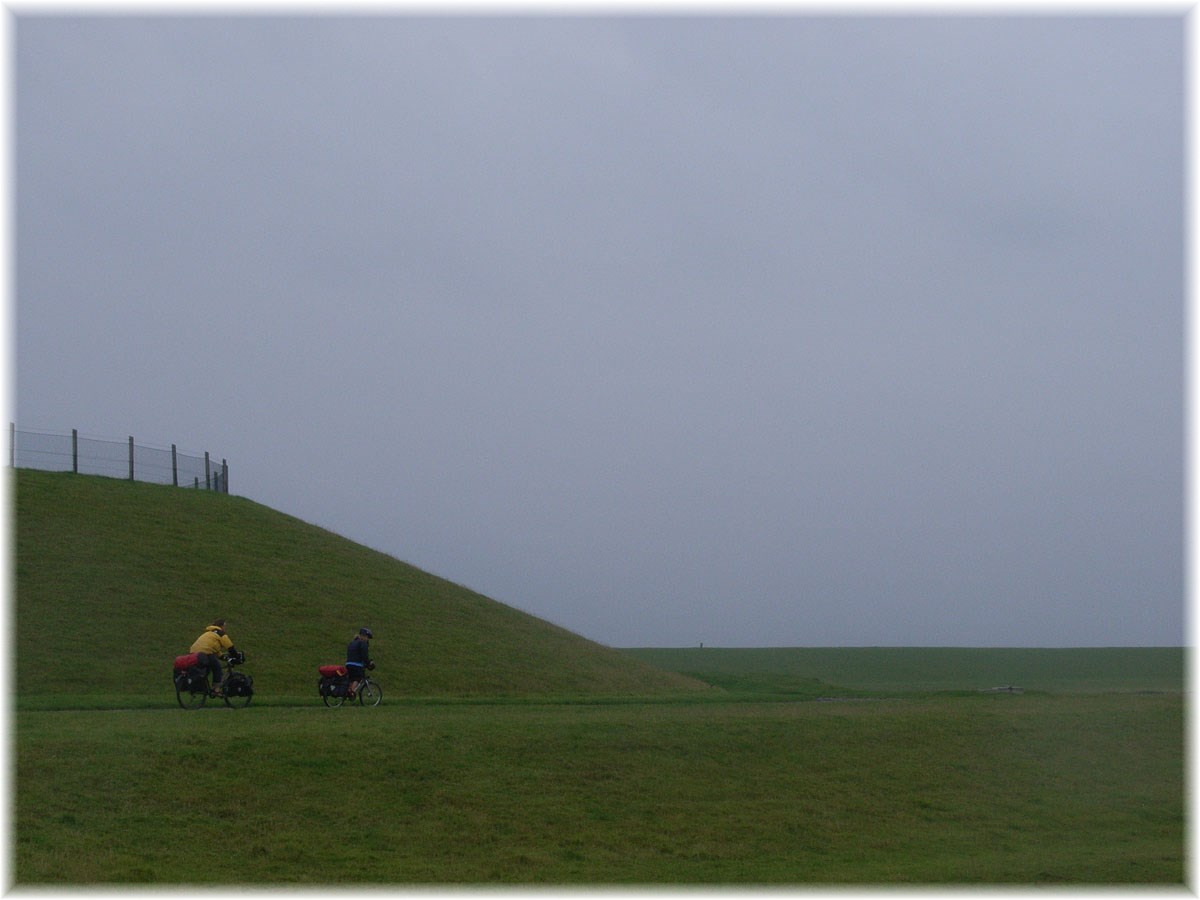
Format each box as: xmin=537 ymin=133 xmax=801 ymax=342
xmin=190 ymin=625 xmax=234 ymax=657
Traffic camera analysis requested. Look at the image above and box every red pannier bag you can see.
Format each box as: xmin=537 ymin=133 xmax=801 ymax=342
xmin=174 ymin=653 xmax=202 ymax=671
xmin=318 ymin=665 xmax=347 ymax=678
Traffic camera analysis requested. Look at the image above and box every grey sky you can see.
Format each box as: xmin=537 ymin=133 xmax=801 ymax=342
xmin=13 ymin=12 xmax=1184 ymax=647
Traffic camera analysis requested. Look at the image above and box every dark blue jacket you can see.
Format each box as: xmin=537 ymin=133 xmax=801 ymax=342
xmin=346 ymin=636 xmax=371 ymax=669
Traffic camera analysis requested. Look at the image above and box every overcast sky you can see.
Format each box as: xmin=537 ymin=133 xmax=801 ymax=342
xmin=12 ymin=11 xmax=1184 ymax=648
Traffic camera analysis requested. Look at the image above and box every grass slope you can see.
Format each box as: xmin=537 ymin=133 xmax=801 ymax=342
xmin=14 ymin=469 xmax=706 ymax=703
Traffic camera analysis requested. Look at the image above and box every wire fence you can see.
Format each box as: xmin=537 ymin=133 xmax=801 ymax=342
xmin=10 ymin=425 xmax=229 ymax=492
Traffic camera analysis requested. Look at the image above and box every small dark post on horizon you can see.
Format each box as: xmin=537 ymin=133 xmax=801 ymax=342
xmin=128 ymin=436 xmax=134 ymax=481
xmin=171 ymin=444 xmax=178 ymax=487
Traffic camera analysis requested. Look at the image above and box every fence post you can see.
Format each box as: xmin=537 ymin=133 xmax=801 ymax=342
xmin=128 ymin=436 xmax=135 ymax=481
xmin=72 ymin=429 xmax=78 ymax=474
xmin=171 ymin=444 xmax=178 ymax=487
xmin=222 ymin=459 xmax=229 ymax=494
xmin=204 ymin=452 xmax=211 ymax=490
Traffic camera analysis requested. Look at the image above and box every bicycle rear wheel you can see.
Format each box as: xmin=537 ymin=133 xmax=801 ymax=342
xmin=358 ymin=680 xmax=382 ymax=707
xmin=176 ymin=676 xmax=207 ymax=710
xmin=322 ymin=679 xmax=346 ymax=707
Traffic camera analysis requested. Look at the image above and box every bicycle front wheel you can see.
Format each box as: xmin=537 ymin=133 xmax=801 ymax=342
xmin=223 ymin=674 xmax=253 ymax=709
xmin=358 ymin=680 xmax=382 ymax=707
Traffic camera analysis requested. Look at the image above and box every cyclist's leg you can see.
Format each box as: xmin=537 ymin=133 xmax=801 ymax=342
xmin=205 ymin=654 xmax=223 ymax=694
xmin=346 ymin=664 xmax=364 ymax=696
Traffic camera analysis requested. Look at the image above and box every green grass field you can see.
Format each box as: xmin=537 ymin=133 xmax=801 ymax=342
xmin=15 ymin=692 xmax=1183 ymax=883
xmin=11 ymin=470 xmax=1187 ymax=885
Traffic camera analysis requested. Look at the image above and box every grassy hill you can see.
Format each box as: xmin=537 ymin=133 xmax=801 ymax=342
xmin=13 ymin=469 xmax=707 ymax=704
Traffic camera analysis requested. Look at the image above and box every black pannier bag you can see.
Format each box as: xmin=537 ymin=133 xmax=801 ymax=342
xmin=173 ymin=666 xmax=208 ymax=692
xmin=173 ymin=654 xmax=207 ymax=691
xmin=317 ymin=665 xmax=348 ymax=697
xmin=318 ymin=676 xmax=348 ymax=697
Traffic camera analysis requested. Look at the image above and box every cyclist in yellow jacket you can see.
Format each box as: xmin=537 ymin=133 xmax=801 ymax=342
xmin=190 ymin=619 xmax=235 ymax=695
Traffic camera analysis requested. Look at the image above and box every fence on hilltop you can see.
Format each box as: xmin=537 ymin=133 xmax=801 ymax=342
xmin=10 ymin=425 xmax=229 ymax=492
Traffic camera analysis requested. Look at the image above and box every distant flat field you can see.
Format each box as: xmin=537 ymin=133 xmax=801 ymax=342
xmin=622 ymin=646 xmax=1185 ymax=694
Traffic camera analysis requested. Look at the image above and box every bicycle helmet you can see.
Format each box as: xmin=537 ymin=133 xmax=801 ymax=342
xmin=359 ymin=627 xmax=373 ymax=638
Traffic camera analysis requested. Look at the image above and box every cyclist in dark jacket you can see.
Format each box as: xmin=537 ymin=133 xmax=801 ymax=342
xmin=346 ymin=627 xmax=373 ymax=696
